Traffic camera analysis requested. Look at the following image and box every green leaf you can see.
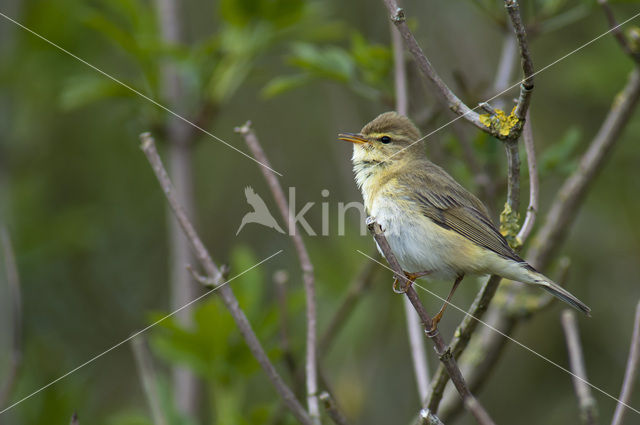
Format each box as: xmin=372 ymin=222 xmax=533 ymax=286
xmin=60 ymin=75 xmax=133 ymax=110
xmin=262 ymin=74 xmax=311 ymax=98
xmin=288 ymin=43 xmax=355 ymax=82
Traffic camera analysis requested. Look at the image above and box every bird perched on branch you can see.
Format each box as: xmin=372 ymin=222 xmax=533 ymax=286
xmin=339 ymin=111 xmax=590 ymax=330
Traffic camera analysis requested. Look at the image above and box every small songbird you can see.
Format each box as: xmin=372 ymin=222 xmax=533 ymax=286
xmin=339 ymin=111 xmax=590 ymax=329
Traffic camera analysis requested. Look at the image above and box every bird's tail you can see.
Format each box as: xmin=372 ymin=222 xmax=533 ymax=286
xmin=519 ymin=266 xmax=591 ymax=316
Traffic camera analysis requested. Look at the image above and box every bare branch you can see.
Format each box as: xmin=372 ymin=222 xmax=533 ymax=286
xmin=319 ymin=392 xmax=351 ymax=425
xmin=319 ymin=257 xmax=378 ymax=357
xmin=0 ymin=227 xmax=22 ymax=407
xmin=504 ymin=139 xmax=520 ymax=214
xmin=528 ymin=68 xmax=640 ymax=270
xmin=139 ymin=133 xmax=313 ymax=425
xmin=131 ymin=337 xmax=169 ymax=425
xmin=561 ymin=310 xmax=598 ymax=425
xmin=274 ymin=270 xmax=301 ymax=393
xmin=492 ymin=32 xmax=518 ymax=110
xmin=235 ymin=122 xmax=320 ymax=424
xmin=516 ymin=113 xmax=538 ymax=243
xmin=367 ymin=220 xmax=496 ymax=425
xmin=611 ymin=301 xmax=640 ymax=425
xmin=597 ymin=0 xmax=640 ymax=63
xmin=505 ymin=0 xmax=534 ymax=121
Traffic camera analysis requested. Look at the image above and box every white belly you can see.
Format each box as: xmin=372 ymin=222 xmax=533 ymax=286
xmin=370 ymin=197 xmax=460 ymax=281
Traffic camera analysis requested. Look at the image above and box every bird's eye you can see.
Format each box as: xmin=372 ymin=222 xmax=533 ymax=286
xmin=380 ymin=136 xmax=391 ymax=144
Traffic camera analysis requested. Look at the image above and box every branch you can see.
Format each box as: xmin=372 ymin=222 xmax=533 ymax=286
xmin=0 ymin=227 xmax=22 ymax=407
xmin=516 ymin=113 xmax=538 ymax=243
xmin=235 ymin=122 xmax=320 ymax=424
xmin=139 ymin=133 xmax=313 ymax=425
xmin=131 ymin=337 xmax=169 ymax=425
xmin=528 ymin=68 xmax=640 ymax=270
xmin=505 ymin=0 xmax=534 ymax=121
xmin=382 ymin=0 xmax=487 ymax=134
xmin=561 ymin=310 xmax=598 ymax=425
xmin=367 ymin=220 xmax=496 ymax=425
xmin=274 ymin=270 xmax=299 ymax=391
xmin=597 ymin=0 xmax=640 ymax=63
xmin=611 ymin=300 xmax=640 ymax=425
xmin=319 ymin=392 xmax=351 ymax=425
xmin=70 ymin=412 xmax=79 ymax=425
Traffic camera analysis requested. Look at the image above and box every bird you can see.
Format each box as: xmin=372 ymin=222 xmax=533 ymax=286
xmin=236 ymin=186 xmax=285 ymax=235
xmin=338 ymin=111 xmax=590 ymax=330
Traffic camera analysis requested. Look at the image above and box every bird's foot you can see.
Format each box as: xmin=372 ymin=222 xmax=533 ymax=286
xmin=392 ymin=270 xmax=431 ymax=294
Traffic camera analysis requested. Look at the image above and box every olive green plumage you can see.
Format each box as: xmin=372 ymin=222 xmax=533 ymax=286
xmin=339 ymin=111 xmax=591 ymax=316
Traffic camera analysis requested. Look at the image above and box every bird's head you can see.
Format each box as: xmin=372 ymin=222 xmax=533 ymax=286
xmin=338 ymin=111 xmax=424 ymax=164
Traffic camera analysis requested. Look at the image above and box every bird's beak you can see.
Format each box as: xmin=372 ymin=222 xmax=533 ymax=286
xmin=338 ymin=133 xmax=368 ymax=145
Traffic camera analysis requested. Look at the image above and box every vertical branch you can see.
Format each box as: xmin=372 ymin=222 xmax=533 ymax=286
xmin=234 ymin=124 xmax=320 ymax=424
xmin=367 ymin=220 xmax=496 ymax=425
xmin=516 ymin=114 xmax=538 ymax=243
xmin=0 ymin=227 xmax=22 ymax=407
xmin=611 ymin=301 xmax=640 ymax=425
xmin=505 ymin=0 xmax=534 ymax=121
xmin=140 ymin=133 xmax=313 ymax=425
xmin=390 ymin=12 xmax=430 ymax=402
xmin=131 ymin=337 xmax=169 ymax=425
xmin=70 ymin=412 xmax=79 ymax=425
xmin=561 ymin=311 xmax=598 ymax=425
xmin=597 ymin=0 xmax=640 ymax=63
xmin=153 ymin=0 xmax=199 ymax=414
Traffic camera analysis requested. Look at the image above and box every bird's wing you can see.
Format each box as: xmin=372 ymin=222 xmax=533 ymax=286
xmin=398 ymin=163 xmax=522 ymax=262
xmin=245 ymin=186 xmax=267 ymax=210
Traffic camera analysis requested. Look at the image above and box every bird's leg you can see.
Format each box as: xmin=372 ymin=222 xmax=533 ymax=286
xmin=393 ymin=270 xmax=431 ymax=294
xmin=429 ymin=274 xmax=464 ymax=333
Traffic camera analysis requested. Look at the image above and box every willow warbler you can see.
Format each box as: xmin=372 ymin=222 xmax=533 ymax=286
xmin=339 ymin=111 xmax=590 ymax=328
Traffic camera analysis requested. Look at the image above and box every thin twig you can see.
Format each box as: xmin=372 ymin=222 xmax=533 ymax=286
xmin=611 ymin=301 xmax=640 ymax=425
xmin=561 ymin=310 xmax=598 ymax=425
xmin=504 ymin=140 xmax=520 ymax=213
xmin=367 ymin=220 xmax=496 ymax=425
xmin=0 ymin=227 xmax=22 ymax=407
xmin=516 ymin=113 xmax=538 ymax=243
xmin=391 ymin=15 xmax=430 ymax=402
xmin=597 ymin=0 xmax=640 ymax=63
xmin=319 ymin=392 xmax=351 ymax=425
xmin=505 ymin=0 xmax=534 ymax=121
xmin=319 ymin=257 xmax=379 ymax=357
xmin=139 ymin=133 xmax=313 ymax=425
xmin=131 ymin=337 xmax=169 ymax=425
xmin=492 ymin=31 xmax=518 ymax=110
xmin=382 ymin=0 xmax=487 ymax=134
xmin=235 ymin=123 xmax=320 ymax=424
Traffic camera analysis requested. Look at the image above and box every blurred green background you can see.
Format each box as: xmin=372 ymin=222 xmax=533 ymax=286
xmin=1 ymin=0 xmax=640 ymax=424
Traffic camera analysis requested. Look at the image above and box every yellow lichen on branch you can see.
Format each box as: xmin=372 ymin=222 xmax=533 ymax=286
xmin=499 ymin=202 xmax=521 ymax=249
xmin=480 ymin=107 xmax=520 ymax=137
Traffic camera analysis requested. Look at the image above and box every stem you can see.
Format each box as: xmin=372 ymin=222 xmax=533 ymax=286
xmin=516 ymin=114 xmax=538 ymax=243
xmin=131 ymin=337 xmax=169 ymax=425
xmin=235 ymin=123 xmax=320 ymax=424
xmin=611 ymin=301 xmax=640 ymax=425
xmin=561 ymin=310 xmax=598 ymax=425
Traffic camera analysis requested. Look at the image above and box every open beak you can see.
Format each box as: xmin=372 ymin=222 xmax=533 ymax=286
xmin=338 ymin=132 xmax=368 ymax=145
